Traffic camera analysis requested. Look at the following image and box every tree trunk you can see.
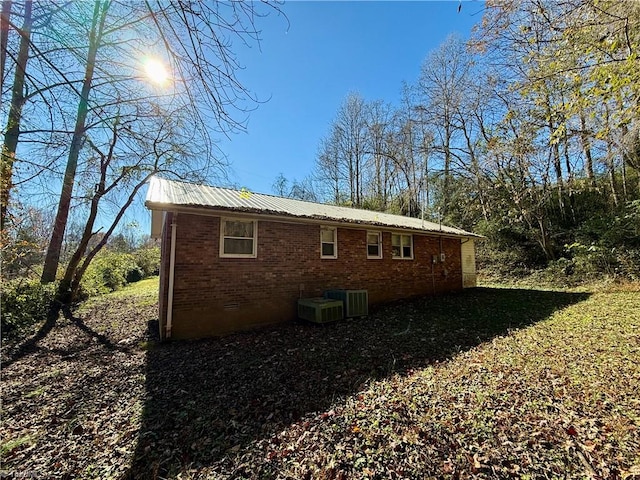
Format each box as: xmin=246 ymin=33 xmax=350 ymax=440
xmin=548 ymin=124 xmax=565 ymax=215
xmin=41 ymin=0 xmax=106 ymax=283
xmin=621 ymin=156 xmax=628 ymax=201
xmin=56 ymin=117 xmax=118 ymax=302
xmin=562 ymin=132 xmax=577 ymax=223
xmin=355 ymin=146 xmax=361 ymax=207
xmin=618 ymin=105 xmax=629 ymax=202
xmin=537 ymin=216 xmax=555 ymax=261
xmin=543 ymin=91 xmax=564 ymax=214
xmin=580 ymin=113 xmax=596 ymax=187
xmin=57 ymin=174 xmax=104 ymax=303
xmin=0 ymin=0 xmax=12 ymax=85
xmin=347 ymin=148 xmax=355 ymax=205
xmin=460 ymin=114 xmax=489 ymax=221
xmin=603 ymin=104 xmax=619 ymax=207
xmin=607 ymin=146 xmax=619 ymax=207
xmin=1 ymin=0 xmax=31 ymax=233
xmin=442 ymin=121 xmax=452 ymax=218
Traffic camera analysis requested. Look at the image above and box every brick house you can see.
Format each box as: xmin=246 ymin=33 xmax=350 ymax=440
xmin=146 ymin=176 xmax=480 ymax=340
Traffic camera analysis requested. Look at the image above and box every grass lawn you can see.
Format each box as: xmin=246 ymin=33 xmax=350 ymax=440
xmin=1 ymin=279 xmax=639 ymax=479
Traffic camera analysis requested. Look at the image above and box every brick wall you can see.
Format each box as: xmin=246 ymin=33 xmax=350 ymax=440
xmin=160 ymin=212 xmax=463 ymax=339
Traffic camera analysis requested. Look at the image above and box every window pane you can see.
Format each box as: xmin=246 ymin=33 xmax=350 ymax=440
xmin=224 ymin=220 xmax=253 ymax=238
xmin=322 ymin=242 xmax=335 ymax=257
xmin=392 ymin=234 xmax=400 ymax=247
xmin=368 ymin=245 xmax=379 ymax=256
xmin=403 ymin=246 xmax=412 ymax=258
xmin=367 ymin=233 xmax=379 ymax=245
xmin=402 ymin=235 xmax=411 ymax=247
xmin=224 ymin=238 xmax=254 ymax=254
xmin=392 ymin=245 xmax=401 ymax=257
xmin=321 ymin=228 xmax=335 ymax=242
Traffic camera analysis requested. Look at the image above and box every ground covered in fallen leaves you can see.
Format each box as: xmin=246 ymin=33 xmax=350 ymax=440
xmin=2 ymin=279 xmax=639 ymax=479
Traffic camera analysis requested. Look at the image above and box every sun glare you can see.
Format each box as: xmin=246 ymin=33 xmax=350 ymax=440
xmin=144 ymin=58 xmax=170 ymax=85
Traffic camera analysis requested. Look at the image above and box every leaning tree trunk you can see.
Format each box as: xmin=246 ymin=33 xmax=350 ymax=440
xmin=537 ymin=216 xmax=555 ymax=261
xmin=56 ymin=117 xmax=119 ymax=303
xmin=41 ymin=0 xmax=106 ymax=283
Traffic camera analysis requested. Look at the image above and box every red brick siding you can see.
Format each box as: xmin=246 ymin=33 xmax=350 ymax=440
xmin=160 ymin=213 xmax=463 ymax=339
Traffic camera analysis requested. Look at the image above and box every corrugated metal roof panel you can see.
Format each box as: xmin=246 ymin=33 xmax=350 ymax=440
xmin=145 ymin=176 xmax=480 ymax=238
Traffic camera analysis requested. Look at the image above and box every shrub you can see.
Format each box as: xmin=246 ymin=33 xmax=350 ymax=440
xmin=76 ymin=246 xmax=159 ymax=299
xmin=1 ymin=279 xmax=57 ymax=338
xmin=80 ymin=251 xmax=138 ymax=297
xmin=616 ymin=248 xmax=640 ymax=281
xmin=126 ymin=267 xmax=144 ymax=283
xmin=133 ymin=246 xmax=160 ymax=278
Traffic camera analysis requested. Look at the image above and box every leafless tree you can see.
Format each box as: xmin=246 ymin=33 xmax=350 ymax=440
xmin=416 ymin=34 xmax=473 ymax=218
xmin=2 ymin=1 xmax=282 ymax=306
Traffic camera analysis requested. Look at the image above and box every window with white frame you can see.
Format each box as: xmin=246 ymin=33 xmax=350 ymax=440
xmin=391 ymin=233 xmax=413 ymax=259
xmin=320 ymin=226 xmax=337 ymax=258
xmin=220 ymin=218 xmax=257 ymax=258
xmin=367 ymin=231 xmax=382 ymax=259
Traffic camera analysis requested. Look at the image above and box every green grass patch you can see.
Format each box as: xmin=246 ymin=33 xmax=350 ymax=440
xmin=111 ymin=276 xmax=159 ymax=297
xmin=24 ymin=387 xmax=46 ymax=398
xmin=78 ymin=276 xmax=158 ymax=313
xmin=102 ymin=275 xmax=159 ymax=300
xmin=1 ymin=435 xmax=35 ymax=458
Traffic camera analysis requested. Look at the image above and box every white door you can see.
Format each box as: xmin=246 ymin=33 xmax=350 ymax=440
xmin=461 ymin=239 xmax=477 ymax=288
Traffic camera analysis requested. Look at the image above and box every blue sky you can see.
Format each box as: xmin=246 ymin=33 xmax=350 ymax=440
xmin=218 ymin=0 xmax=485 ymax=195
xmin=121 ymin=0 xmax=485 ymax=236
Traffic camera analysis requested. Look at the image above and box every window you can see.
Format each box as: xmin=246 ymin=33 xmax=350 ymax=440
xmin=220 ymin=218 xmax=257 ymax=258
xmin=367 ymin=231 xmax=382 ymax=259
xmin=391 ymin=233 xmax=413 ymax=259
xmin=321 ymin=226 xmax=337 ymax=258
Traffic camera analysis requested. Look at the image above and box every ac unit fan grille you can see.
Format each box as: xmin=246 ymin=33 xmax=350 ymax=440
xmin=324 ymin=290 xmax=368 ymax=318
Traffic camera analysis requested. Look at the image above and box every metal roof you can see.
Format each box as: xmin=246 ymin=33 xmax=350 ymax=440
xmin=145 ymin=176 xmax=480 ymax=238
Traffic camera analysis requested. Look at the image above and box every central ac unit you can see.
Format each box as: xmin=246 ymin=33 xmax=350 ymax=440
xmin=298 ymin=298 xmax=344 ymax=324
xmin=324 ymin=289 xmax=368 ymax=318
